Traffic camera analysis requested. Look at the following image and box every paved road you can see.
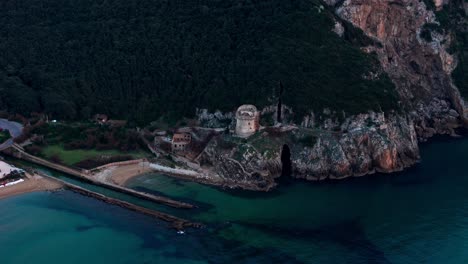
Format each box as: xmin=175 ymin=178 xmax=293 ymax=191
xmin=0 ymin=119 xmax=24 ymax=151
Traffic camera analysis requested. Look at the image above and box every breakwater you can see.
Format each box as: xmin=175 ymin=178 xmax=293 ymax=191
xmin=2 ymin=145 xmax=194 ymax=209
xmin=38 ymin=173 xmax=201 ymax=230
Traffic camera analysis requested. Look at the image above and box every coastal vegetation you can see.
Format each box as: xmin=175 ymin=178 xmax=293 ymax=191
xmin=220 ymin=127 xmax=318 ymax=160
xmin=0 ymin=129 xmax=11 ymax=144
xmin=39 ymin=145 xmax=146 ymax=167
xmin=0 ymin=0 xmax=397 ymax=124
xmin=30 ymin=122 xmax=144 ymax=151
xmin=23 ymin=121 xmax=149 ymax=167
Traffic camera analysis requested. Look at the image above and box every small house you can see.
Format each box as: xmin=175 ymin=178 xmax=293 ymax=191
xmin=171 ymin=133 xmax=192 ymax=152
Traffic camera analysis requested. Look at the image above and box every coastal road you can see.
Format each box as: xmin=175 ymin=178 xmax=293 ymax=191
xmin=0 ymin=119 xmax=23 ymax=151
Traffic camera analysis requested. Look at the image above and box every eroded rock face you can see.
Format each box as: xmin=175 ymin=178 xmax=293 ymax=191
xmin=194 ymin=0 xmax=466 ymax=190
xmin=198 ymin=112 xmax=420 ymax=190
xmin=337 ymin=0 xmax=432 ymax=95
xmin=434 ymin=0 xmax=449 ymax=11
xmin=323 ymin=0 xmax=343 ymax=6
xmin=411 ymin=98 xmax=462 ymax=140
xmin=333 ymin=0 xmax=466 ymax=137
xmin=293 ymin=114 xmax=419 ymax=181
xmin=196 ymin=108 xmax=234 ymax=128
xmin=199 ymin=135 xmax=280 ymax=191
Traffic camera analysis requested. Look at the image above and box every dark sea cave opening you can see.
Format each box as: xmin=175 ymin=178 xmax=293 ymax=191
xmin=280 ymin=144 xmax=292 ymax=179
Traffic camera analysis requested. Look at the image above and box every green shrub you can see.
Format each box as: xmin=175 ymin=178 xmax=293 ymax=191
xmin=0 ymin=130 xmax=11 ymax=144
xmin=298 ymin=135 xmax=317 ymax=147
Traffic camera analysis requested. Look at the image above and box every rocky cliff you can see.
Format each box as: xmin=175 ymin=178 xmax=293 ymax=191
xmin=328 ymin=0 xmax=467 ymax=139
xmin=194 ymin=0 xmax=467 ymax=190
xmin=293 ymin=113 xmax=419 ymax=180
xmin=197 ymin=112 xmax=420 ymax=190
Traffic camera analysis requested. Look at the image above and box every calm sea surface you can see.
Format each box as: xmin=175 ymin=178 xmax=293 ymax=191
xmin=1 ymin=137 xmax=468 ymax=264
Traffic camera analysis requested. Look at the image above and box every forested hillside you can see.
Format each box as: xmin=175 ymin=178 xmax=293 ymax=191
xmin=0 ymin=0 xmax=397 ymax=124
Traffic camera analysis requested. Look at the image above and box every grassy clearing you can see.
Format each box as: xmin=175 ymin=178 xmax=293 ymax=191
xmin=41 ymin=145 xmax=148 ymax=166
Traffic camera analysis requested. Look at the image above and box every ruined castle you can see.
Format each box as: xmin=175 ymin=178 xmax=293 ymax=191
xmin=235 ymin=105 xmax=260 ymax=138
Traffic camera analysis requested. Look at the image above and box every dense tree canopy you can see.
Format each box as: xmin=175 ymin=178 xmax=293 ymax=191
xmin=0 ymin=0 xmax=398 ymax=124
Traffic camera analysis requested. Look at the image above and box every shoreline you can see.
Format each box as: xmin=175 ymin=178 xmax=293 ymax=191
xmin=6 ymin=135 xmax=464 ymax=197
xmin=93 ymin=161 xmax=153 ymax=186
xmin=0 ymin=173 xmax=63 ymax=200
xmin=36 ymin=172 xmax=201 ymax=230
xmin=0 ymin=160 xmax=201 ymax=230
xmin=4 ymin=154 xmax=195 ymax=209
xmin=117 ymin=163 xmax=275 ymax=192
xmin=98 ymin=161 xmax=229 ymax=190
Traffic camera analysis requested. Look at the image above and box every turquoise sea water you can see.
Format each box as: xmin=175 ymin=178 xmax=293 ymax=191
xmin=1 ymin=137 xmax=468 ymax=263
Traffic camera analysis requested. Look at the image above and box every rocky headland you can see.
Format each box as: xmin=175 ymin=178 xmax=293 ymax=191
xmin=180 ymin=0 xmax=467 ymax=191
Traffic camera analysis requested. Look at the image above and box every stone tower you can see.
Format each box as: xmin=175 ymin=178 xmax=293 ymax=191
xmin=235 ymin=105 xmax=260 ymax=138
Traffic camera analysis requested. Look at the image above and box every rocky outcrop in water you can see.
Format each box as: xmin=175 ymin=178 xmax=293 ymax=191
xmin=293 ymin=113 xmax=419 ymax=180
xmin=197 ymin=112 xmax=419 ymax=190
xmin=191 ymin=0 xmax=467 ymax=190
xmin=199 ymin=132 xmax=280 ymax=191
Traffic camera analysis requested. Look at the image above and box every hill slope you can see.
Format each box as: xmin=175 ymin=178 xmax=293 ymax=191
xmin=0 ymin=0 xmax=397 ymax=124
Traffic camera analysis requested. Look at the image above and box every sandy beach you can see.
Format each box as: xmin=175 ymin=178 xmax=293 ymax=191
xmin=94 ymin=162 xmax=153 ymax=186
xmin=0 ymin=174 xmax=64 ymax=200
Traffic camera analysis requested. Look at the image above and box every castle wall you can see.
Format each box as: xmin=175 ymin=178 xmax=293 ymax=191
xmin=235 ymin=105 xmax=260 ymax=138
xmin=235 ymin=112 xmax=259 ymax=137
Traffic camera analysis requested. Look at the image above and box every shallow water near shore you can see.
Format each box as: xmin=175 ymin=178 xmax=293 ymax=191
xmin=2 ymin=137 xmax=468 ymax=263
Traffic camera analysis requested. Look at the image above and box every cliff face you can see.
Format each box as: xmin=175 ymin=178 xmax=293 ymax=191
xmin=200 ymin=136 xmax=279 ymax=191
xmin=293 ymin=113 xmax=419 ymax=180
xmin=330 ymin=0 xmax=467 ymax=139
xmin=336 ymin=0 xmax=449 ymax=101
xmin=194 ymin=0 xmax=466 ymax=190
xmin=198 ymin=112 xmax=419 ymax=190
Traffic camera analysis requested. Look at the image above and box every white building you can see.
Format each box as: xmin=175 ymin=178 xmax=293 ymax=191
xmin=235 ymin=105 xmax=260 ymax=138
